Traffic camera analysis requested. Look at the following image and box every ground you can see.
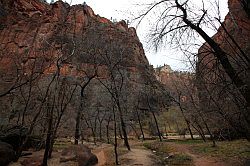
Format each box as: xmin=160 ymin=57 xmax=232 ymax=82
xmin=9 ymin=138 xmax=250 ymax=166
xmin=142 ymin=139 xmax=250 ymax=166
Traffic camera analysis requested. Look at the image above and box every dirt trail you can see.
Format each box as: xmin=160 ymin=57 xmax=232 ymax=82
xmin=120 ymin=148 xmax=157 ymax=166
xmin=92 ymin=140 xmax=160 ymax=166
xmin=168 ymin=142 xmax=227 ymax=166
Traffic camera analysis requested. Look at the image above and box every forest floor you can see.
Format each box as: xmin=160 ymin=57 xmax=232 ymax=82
xmin=9 ymin=138 xmax=250 ymax=166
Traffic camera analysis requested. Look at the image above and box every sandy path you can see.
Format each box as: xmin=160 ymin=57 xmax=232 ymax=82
xmin=91 ymin=140 xmax=160 ymax=166
xmin=120 ymin=147 xmax=158 ymax=166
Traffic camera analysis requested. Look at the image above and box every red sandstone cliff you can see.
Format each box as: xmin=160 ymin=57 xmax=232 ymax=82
xmin=0 ymin=0 xmax=151 ymax=92
xmin=0 ymin=0 xmax=163 ymax=140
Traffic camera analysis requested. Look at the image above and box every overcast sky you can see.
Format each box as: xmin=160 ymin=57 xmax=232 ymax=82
xmin=48 ymin=0 xmax=229 ymax=71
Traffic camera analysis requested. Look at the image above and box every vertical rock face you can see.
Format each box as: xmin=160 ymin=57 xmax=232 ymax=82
xmin=0 ymin=0 xmax=150 ymax=85
xmin=0 ymin=0 xmax=158 ymax=134
xmin=197 ymin=0 xmax=250 ymax=135
xmin=0 ymin=0 xmax=148 ymax=73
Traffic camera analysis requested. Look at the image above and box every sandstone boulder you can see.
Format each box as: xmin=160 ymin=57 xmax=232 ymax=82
xmin=0 ymin=141 xmax=15 ymax=166
xmin=0 ymin=126 xmax=28 ymax=151
xmin=60 ymin=145 xmax=98 ymax=166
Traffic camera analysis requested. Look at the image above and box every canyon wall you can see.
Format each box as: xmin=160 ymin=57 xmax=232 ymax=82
xmin=0 ymin=0 xmax=160 ymax=134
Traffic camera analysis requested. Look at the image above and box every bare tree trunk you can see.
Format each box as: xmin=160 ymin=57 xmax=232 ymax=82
xmin=106 ymin=125 xmax=110 ymax=144
xmin=129 ymin=123 xmax=139 ymax=139
xmin=42 ymin=97 xmax=55 ymax=166
xmin=113 ymin=107 xmax=119 ymax=165
xmin=99 ymin=122 xmax=102 ymax=141
xmin=178 ymin=103 xmax=194 ymax=139
xmin=74 ymin=100 xmax=82 ymax=145
xmin=48 ymin=85 xmax=76 ymax=158
xmin=106 ymin=115 xmax=111 ymax=144
xmin=93 ymin=112 xmax=98 ymax=144
xmin=83 ymin=116 xmax=96 ymax=145
xmin=48 ymin=138 xmax=55 ymax=159
xmin=118 ymin=125 xmax=123 ymax=139
xmin=201 ymin=116 xmax=216 ymax=147
xmin=151 ymin=111 xmax=162 ymax=141
xmin=195 ymin=121 xmax=206 ymax=142
xmin=117 ymin=101 xmax=130 ymax=150
xmin=187 ymin=121 xmax=194 ymax=140
xmin=75 ymin=73 xmax=96 ymax=144
xmin=97 ymin=110 xmax=106 ymax=141
xmin=136 ymin=109 xmax=145 ymax=140
xmin=191 ymin=123 xmax=206 ymax=142
xmin=91 ymin=127 xmax=96 ymax=145
xmin=146 ymin=95 xmax=162 ymax=141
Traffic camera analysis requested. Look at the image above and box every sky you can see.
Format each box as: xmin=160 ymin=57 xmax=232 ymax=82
xmin=48 ymin=0 xmax=229 ymax=71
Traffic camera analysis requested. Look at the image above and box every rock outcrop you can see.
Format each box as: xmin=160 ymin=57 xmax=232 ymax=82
xmin=154 ymin=64 xmax=173 ymax=84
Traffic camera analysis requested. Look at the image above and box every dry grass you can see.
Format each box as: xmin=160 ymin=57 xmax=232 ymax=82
xmin=143 ymin=141 xmax=194 ymax=165
xmin=192 ymin=139 xmax=250 ymax=164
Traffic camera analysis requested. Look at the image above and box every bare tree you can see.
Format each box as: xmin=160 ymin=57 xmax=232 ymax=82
xmin=135 ymin=0 xmax=250 ymax=139
xmin=74 ymin=66 xmax=97 ymax=145
xmin=98 ymin=45 xmax=131 ymax=151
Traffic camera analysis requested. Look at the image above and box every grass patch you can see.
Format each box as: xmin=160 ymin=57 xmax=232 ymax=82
xmin=53 ymin=142 xmax=70 ymax=150
xmin=53 ymin=139 xmax=72 ymax=150
xmin=143 ymin=139 xmax=250 ymax=165
xmin=165 ymin=139 xmax=204 ymax=144
xmin=143 ymin=141 xmax=175 ymax=154
xmin=193 ymin=139 xmax=250 ymax=159
xmin=167 ymin=153 xmax=193 ymax=165
xmin=143 ymin=141 xmax=193 ymax=165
